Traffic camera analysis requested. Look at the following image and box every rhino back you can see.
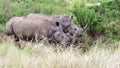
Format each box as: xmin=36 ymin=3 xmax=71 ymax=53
xmin=27 ymin=13 xmax=51 ymax=20
xmin=12 ymin=17 xmax=56 ymax=41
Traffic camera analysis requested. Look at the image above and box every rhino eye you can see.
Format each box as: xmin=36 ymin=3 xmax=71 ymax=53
xmin=61 ymin=36 xmax=64 ymax=38
xmin=74 ymin=28 xmax=77 ymax=31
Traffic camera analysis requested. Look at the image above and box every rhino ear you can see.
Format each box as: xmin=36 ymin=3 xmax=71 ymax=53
xmin=55 ymin=22 xmax=60 ymax=26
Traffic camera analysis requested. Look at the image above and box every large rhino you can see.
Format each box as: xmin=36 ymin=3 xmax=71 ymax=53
xmin=27 ymin=13 xmax=87 ymax=38
xmin=5 ymin=16 xmax=71 ymax=47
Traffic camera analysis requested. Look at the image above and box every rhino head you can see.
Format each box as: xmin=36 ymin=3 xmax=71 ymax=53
xmin=66 ymin=24 xmax=88 ymax=38
xmin=58 ymin=16 xmax=87 ymax=38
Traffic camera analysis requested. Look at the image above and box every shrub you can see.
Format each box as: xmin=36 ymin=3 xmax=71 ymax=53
xmin=115 ymin=0 xmax=120 ymax=10
xmin=71 ymin=0 xmax=120 ymax=40
xmin=71 ymin=3 xmax=106 ymax=35
xmin=90 ymin=1 xmax=120 ymax=39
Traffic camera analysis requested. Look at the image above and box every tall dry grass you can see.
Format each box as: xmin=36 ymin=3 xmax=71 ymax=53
xmin=0 ymin=38 xmax=120 ymax=68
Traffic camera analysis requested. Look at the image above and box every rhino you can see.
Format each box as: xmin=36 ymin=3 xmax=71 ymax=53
xmin=5 ymin=16 xmax=71 ymax=47
xmin=5 ymin=17 xmax=24 ymax=36
xmin=58 ymin=16 xmax=87 ymax=37
xmin=27 ymin=13 xmax=87 ymax=38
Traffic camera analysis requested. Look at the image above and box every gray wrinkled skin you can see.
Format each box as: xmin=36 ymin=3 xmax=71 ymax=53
xmin=27 ymin=13 xmax=87 ymax=38
xmin=5 ymin=16 xmax=71 ymax=46
xmin=59 ymin=16 xmax=87 ymax=38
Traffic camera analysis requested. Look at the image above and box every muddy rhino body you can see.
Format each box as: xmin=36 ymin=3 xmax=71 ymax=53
xmin=5 ymin=16 xmax=71 ymax=46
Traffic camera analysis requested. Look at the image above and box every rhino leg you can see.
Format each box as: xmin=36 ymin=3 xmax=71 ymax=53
xmin=13 ymin=35 xmax=21 ymax=48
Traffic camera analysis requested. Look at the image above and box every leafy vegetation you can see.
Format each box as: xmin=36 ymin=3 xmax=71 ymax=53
xmin=71 ymin=0 xmax=120 ymax=40
xmin=0 ymin=0 xmax=120 ymax=67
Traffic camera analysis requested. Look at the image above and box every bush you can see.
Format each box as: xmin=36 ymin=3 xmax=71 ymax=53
xmin=90 ymin=1 xmax=120 ymax=39
xmin=71 ymin=4 xmax=106 ymax=35
xmin=71 ymin=0 xmax=120 ymax=40
xmin=115 ymin=0 xmax=120 ymax=10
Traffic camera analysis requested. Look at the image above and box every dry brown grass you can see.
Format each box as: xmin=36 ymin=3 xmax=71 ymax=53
xmin=0 ymin=37 xmax=120 ymax=68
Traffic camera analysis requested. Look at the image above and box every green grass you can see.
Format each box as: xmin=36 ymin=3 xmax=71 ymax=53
xmin=0 ymin=24 xmax=6 ymax=32
xmin=87 ymin=0 xmax=113 ymax=3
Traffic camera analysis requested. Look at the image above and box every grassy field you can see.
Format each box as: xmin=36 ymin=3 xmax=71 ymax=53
xmin=0 ymin=0 xmax=120 ymax=68
xmin=0 ymin=39 xmax=120 ymax=68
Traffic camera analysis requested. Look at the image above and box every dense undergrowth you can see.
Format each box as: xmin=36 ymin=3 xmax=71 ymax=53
xmin=71 ymin=0 xmax=120 ymax=40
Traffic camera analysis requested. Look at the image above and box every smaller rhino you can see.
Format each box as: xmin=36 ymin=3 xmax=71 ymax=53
xmin=27 ymin=13 xmax=87 ymax=38
xmin=57 ymin=16 xmax=87 ymax=38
